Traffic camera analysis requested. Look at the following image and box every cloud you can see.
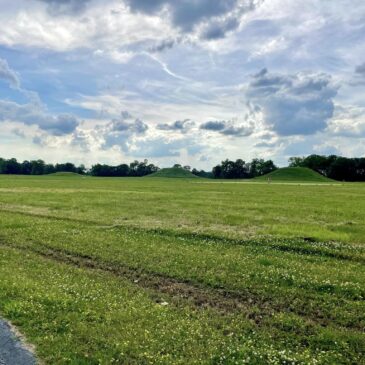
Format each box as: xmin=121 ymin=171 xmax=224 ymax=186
xmin=355 ymin=63 xmax=365 ymax=75
xmin=156 ymin=119 xmax=194 ymax=132
xmin=32 ymin=134 xmax=49 ymax=146
xmin=70 ymin=129 xmax=93 ymax=152
xmin=126 ymin=0 xmax=262 ymax=41
xmin=0 ymin=58 xmax=20 ymax=88
xmin=101 ymin=111 xmax=149 ymax=150
xmin=132 ymin=137 xmax=180 ymax=158
xmin=110 ymin=118 xmax=148 ymax=134
xmin=132 ymin=136 xmax=203 ymax=158
xmin=0 ymin=0 xmax=260 ymax=56
xmin=327 ymin=104 xmax=365 ymax=137
xmin=283 ymin=138 xmax=340 ymax=157
xmin=353 ymin=62 xmax=365 ymax=85
xmin=200 ymin=121 xmax=226 ymax=131
xmin=11 ymin=128 xmax=26 ymax=138
xmin=126 ymin=0 xmax=237 ymax=31
xmin=200 ymin=17 xmax=239 ymax=40
xmin=246 ymin=68 xmax=338 ymax=136
xmin=148 ymin=39 xmax=177 ymax=53
xmin=0 ymin=100 xmax=79 ymax=135
xmin=254 ymin=140 xmax=278 ymax=148
xmin=0 ymin=1 xmax=172 ymax=53
xmin=200 ymin=120 xmax=253 ymax=136
xmin=37 ymin=0 xmax=91 ymax=15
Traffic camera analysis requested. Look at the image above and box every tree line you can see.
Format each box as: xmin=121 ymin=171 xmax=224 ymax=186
xmin=90 ymin=160 xmax=159 ymax=177
xmin=0 ymin=158 xmax=159 ymax=177
xmin=1 ymin=154 xmax=365 ymax=181
xmin=0 ymin=158 xmax=86 ymax=175
xmin=212 ymin=158 xmax=277 ymax=179
xmin=289 ymin=155 xmax=365 ymax=181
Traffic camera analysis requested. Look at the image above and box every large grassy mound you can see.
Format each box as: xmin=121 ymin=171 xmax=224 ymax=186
xmin=148 ymin=167 xmax=198 ymax=178
xmin=256 ymin=167 xmax=332 ymax=182
xmin=47 ymin=172 xmax=84 ymax=177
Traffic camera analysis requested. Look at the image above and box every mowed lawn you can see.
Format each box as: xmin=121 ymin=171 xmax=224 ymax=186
xmin=0 ymin=175 xmax=364 ymax=364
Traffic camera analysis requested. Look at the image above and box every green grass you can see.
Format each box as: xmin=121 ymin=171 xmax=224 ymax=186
xmin=148 ymin=167 xmax=198 ymax=178
xmin=48 ymin=172 xmax=84 ymax=177
xmin=256 ymin=167 xmax=333 ymax=182
xmin=0 ymin=174 xmax=364 ymax=364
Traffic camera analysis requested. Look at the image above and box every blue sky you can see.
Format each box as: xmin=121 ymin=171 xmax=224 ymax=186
xmin=0 ymin=0 xmax=364 ymax=168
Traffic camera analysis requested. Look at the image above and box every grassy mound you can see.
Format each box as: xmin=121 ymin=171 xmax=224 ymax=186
xmin=148 ymin=167 xmax=198 ymax=178
xmin=256 ymin=167 xmax=332 ymax=182
xmin=47 ymin=172 xmax=84 ymax=177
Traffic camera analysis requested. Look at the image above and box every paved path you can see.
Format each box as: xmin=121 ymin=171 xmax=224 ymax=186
xmin=0 ymin=319 xmax=36 ymax=365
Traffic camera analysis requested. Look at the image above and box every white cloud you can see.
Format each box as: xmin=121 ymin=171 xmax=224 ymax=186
xmin=0 ymin=0 xmax=174 ymax=53
xmin=328 ymin=104 xmax=365 ymax=137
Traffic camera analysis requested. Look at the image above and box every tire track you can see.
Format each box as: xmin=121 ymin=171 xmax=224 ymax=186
xmin=1 ymin=241 xmax=363 ymax=332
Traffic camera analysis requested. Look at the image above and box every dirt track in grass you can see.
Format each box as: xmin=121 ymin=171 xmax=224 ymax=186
xmin=1 ymin=240 xmax=363 ymax=332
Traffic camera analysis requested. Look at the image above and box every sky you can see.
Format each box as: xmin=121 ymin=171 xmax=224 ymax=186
xmin=0 ymin=0 xmax=364 ymax=169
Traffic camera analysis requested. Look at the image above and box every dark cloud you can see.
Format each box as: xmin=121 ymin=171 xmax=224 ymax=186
xmin=37 ymin=0 xmax=91 ymax=15
xmin=246 ymin=68 xmax=338 ymax=136
xmin=32 ymin=135 xmax=46 ymax=146
xmin=110 ymin=118 xmax=148 ymax=134
xmin=221 ymin=125 xmax=252 ymax=136
xmin=200 ymin=120 xmax=226 ymax=131
xmin=355 ymin=62 xmax=365 ymax=75
xmin=126 ymin=0 xmax=238 ymax=31
xmin=200 ymin=120 xmax=253 ymax=136
xmin=257 ymin=132 xmax=275 ymax=140
xmin=149 ymin=39 xmax=176 ymax=53
xmin=353 ymin=62 xmax=365 ymax=85
xmin=0 ymin=100 xmax=79 ymax=135
xmin=141 ymin=1 xmax=262 ymax=50
xmin=121 ymin=110 xmax=133 ymax=119
xmin=156 ymin=119 xmax=194 ymax=132
xmin=0 ymin=58 xmax=20 ymax=89
xmin=200 ymin=17 xmax=239 ymax=40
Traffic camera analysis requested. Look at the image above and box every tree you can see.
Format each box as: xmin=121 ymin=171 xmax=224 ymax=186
xmin=288 ymin=157 xmax=305 ymax=167
xmin=287 ymin=154 xmax=365 ymax=181
xmin=21 ymin=160 xmax=32 ymax=175
xmin=4 ymin=158 xmax=21 ymax=174
xmin=31 ymin=160 xmax=45 ymax=175
xmin=221 ymin=159 xmax=236 ymax=178
xmin=90 ymin=160 xmax=158 ymax=177
xmin=213 ymin=159 xmax=250 ymax=179
xmin=44 ymin=164 xmax=56 ymax=174
xmin=115 ymin=164 xmax=129 ymax=177
xmin=328 ymin=157 xmax=356 ymax=181
xmin=250 ymin=158 xmax=277 ymax=177
xmin=212 ymin=165 xmax=222 ymax=178
xmin=76 ymin=164 xmax=86 ymax=175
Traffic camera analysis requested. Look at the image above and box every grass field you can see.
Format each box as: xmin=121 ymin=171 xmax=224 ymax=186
xmin=0 ymin=174 xmax=364 ymax=364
